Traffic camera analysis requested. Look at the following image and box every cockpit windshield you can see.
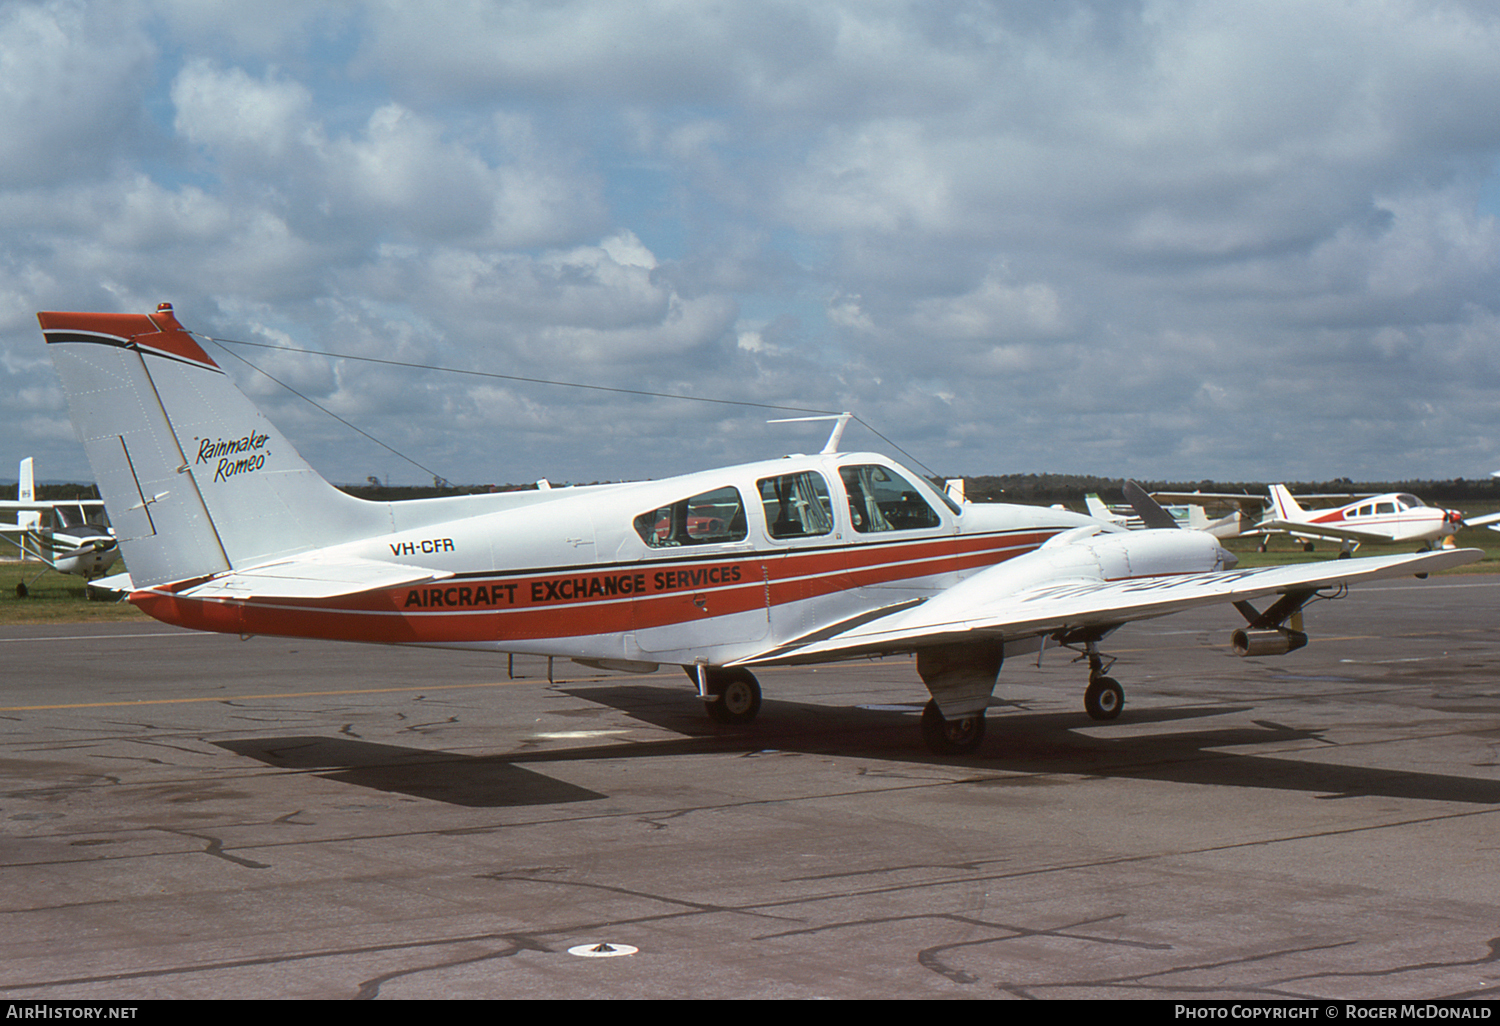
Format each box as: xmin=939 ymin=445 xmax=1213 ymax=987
xmin=837 ymin=464 xmax=942 ymax=533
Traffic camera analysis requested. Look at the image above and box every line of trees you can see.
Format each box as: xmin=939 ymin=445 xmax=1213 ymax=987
xmin=950 ymin=474 xmax=1500 ymax=505
xmin=10 ymin=475 xmax=1500 ymax=507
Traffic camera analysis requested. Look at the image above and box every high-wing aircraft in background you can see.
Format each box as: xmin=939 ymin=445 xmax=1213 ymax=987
xmin=1083 ymin=493 xmax=1243 ymax=538
xmin=1 ymin=457 xmax=119 ymax=596
xmin=36 ymin=305 xmax=1482 ymax=754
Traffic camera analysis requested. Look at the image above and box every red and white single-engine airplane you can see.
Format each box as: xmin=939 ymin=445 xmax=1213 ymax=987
xmin=38 ymin=304 xmax=1483 ymax=753
xmin=1262 ymin=485 xmax=1500 ymax=554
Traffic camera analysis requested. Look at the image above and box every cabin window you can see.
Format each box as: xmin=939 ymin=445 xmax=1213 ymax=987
xmin=633 ymin=486 xmax=748 ymax=548
xmin=758 ymin=471 xmax=834 ymax=539
xmin=1375 ymin=502 xmax=1397 ymax=515
xmin=1356 ymin=505 xmax=1373 ymax=517
xmin=838 ymin=464 xmax=942 ymax=533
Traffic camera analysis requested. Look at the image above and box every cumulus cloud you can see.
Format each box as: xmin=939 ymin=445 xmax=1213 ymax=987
xmin=0 ymin=1 xmax=156 ymax=188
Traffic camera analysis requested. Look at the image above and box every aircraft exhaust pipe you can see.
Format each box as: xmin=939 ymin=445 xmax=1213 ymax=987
xmin=1231 ymin=628 xmax=1309 ymax=657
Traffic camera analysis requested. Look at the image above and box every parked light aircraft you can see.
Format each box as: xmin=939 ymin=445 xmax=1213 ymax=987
xmin=1260 ymin=485 xmax=1500 ymax=554
xmin=1 ymin=457 xmax=118 ymax=596
xmin=1083 ymin=494 xmax=1243 ymax=538
xmin=36 ymin=305 xmax=1482 ymax=753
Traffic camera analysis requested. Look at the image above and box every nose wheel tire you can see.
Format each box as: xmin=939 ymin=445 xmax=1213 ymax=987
xmin=1084 ymin=677 xmax=1124 ymax=721
xmin=704 ymin=668 xmax=762 ymax=724
xmin=920 ymin=700 xmax=986 ymax=755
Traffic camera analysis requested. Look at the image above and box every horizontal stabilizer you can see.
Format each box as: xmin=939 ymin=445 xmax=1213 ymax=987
xmin=166 ymin=556 xmax=453 ymax=601
xmin=91 ymin=571 xmax=136 ymax=594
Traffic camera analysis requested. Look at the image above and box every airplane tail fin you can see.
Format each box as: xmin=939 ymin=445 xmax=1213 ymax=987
xmin=1268 ymin=484 xmax=1305 ymax=522
xmin=16 ymin=458 xmax=40 ymax=531
xmin=38 ymin=304 xmax=388 ymax=588
xmin=1084 ymin=494 xmax=1113 ymax=520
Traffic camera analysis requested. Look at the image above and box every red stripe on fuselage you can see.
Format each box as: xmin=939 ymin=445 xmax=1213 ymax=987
xmin=130 ymin=529 xmax=1060 ymax=645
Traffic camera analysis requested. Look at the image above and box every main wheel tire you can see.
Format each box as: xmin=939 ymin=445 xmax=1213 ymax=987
xmin=920 ymin=700 xmax=986 ymax=755
xmin=705 ymin=668 xmax=762 ymax=724
xmin=1084 ymin=677 xmax=1124 ymax=721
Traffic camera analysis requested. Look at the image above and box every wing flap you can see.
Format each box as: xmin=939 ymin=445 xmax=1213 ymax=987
xmin=743 ymin=548 xmax=1481 ymax=665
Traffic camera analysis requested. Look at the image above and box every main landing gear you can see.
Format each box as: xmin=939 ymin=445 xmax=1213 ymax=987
xmin=1084 ymin=676 xmax=1124 ymax=721
xmin=920 ymin=700 xmax=985 ymax=755
xmin=1075 ymin=637 xmax=1125 ymax=722
xmin=685 ymin=665 xmax=763 ymax=725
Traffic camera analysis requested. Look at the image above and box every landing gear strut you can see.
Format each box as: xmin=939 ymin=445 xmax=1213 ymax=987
xmin=1076 ymin=637 xmax=1125 ymax=721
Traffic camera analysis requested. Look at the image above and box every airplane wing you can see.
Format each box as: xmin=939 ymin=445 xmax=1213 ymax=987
xmin=740 ymin=548 xmax=1479 ymax=665
xmin=1253 ymin=517 xmax=1428 ymax=546
xmin=1152 ymin=492 xmax=1374 ymax=512
xmin=1151 ymin=491 xmax=1270 ymax=513
xmin=144 ymin=556 xmax=455 ymax=601
xmin=1462 ymin=511 xmax=1500 ymax=531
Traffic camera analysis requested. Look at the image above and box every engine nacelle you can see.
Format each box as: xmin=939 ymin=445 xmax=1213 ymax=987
xmin=1231 ymin=628 xmax=1309 ymax=657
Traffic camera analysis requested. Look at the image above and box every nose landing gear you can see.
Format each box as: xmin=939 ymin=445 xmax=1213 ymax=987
xmin=1084 ymin=675 xmax=1124 ymax=721
xmin=686 ymin=665 xmax=763 ymax=725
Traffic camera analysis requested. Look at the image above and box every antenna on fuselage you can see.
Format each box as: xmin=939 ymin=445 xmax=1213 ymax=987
xmin=767 ymin=412 xmax=854 ymax=454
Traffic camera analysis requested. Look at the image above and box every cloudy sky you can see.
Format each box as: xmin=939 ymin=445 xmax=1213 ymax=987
xmin=4 ymin=0 xmax=1500 ymax=489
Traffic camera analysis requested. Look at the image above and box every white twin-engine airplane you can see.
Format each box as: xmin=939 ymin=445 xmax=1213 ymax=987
xmin=38 ymin=304 xmax=1483 ymax=754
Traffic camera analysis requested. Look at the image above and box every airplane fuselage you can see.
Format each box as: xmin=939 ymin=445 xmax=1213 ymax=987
xmin=6 ymin=525 xmax=119 ymax=578
xmin=1290 ymin=492 xmax=1459 ymax=545
xmin=131 ymin=450 xmax=1116 ymax=667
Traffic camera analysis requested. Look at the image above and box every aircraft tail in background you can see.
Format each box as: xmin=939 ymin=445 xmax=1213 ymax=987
xmin=1267 ymin=484 xmax=1308 ymax=524
xmin=15 ymin=458 xmax=40 ymax=531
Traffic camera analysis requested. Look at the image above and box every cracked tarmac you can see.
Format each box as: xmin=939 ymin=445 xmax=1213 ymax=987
xmin=1 ymin=576 xmax=1498 ymax=999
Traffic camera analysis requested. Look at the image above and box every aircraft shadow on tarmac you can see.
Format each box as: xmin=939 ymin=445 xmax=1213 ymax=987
xmin=216 ymin=687 xmax=1500 ymax=809
xmin=214 ymin=736 xmax=606 ymax=808
xmin=555 ymin=684 xmax=1500 ymax=806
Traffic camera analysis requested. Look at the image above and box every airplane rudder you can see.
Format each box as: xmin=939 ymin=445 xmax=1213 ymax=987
xmin=42 ymin=304 xmax=389 ymax=578
xmin=41 ymin=306 xmax=235 ymax=585
xmin=1269 ymin=484 xmax=1303 ymax=520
